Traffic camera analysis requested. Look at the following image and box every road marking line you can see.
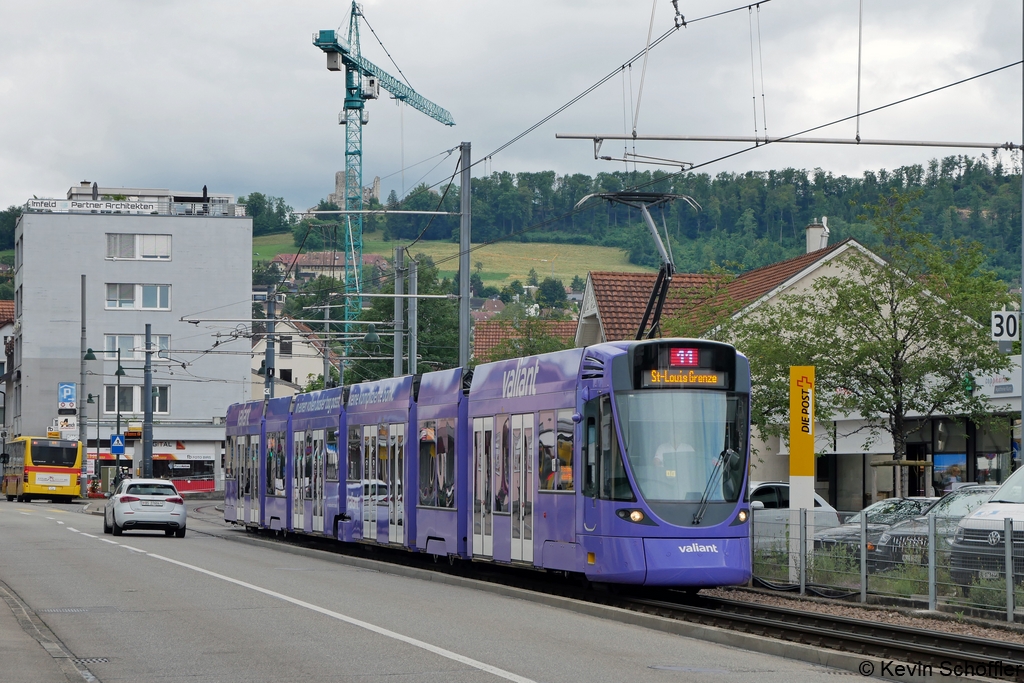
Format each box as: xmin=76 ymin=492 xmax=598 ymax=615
xmin=80 ymin=533 xmax=97 ymax=539
xmin=100 ymin=539 xmax=118 ymax=545
xmin=146 ymin=552 xmax=536 ymax=683
xmin=19 ymin=512 xmax=32 ymax=516
xmin=123 ymin=546 xmax=146 ymax=553
xmin=67 ymin=527 xmax=79 ymax=533
xmin=45 ymin=517 xmax=55 ymax=520
xmin=57 ymin=521 xmax=65 ymax=525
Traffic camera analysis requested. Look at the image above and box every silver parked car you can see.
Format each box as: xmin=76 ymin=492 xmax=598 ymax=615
xmin=749 ymin=481 xmax=841 ymax=549
xmin=104 ymin=478 xmax=187 ymax=537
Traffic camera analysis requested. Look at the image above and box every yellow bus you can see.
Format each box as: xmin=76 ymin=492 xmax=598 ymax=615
xmin=1 ymin=437 xmax=83 ymax=503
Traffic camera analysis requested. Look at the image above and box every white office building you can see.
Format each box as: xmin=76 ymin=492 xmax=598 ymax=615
xmin=9 ymin=184 xmax=252 ymax=490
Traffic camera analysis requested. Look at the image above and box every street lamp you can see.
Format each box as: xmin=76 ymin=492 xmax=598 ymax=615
xmin=86 ymin=393 xmax=100 ymax=494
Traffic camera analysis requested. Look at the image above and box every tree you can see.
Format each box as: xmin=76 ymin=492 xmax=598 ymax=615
xmin=727 ymin=189 xmax=1014 ymax=464
xmin=536 ymin=277 xmax=568 ymax=308
xmin=527 ymin=268 xmax=539 ymax=286
xmin=499 ymin=279 xmax=525 ymax=303
xmin=0 ymin=205 xmax=22 ymax=251
xmin=570 ymin=274 xmax=586 ymax=293
xmin=346 ymin=255 xmax=459 ymax=383
xmin=240 ymin=193 xmax=295 ymax=236
xmin=252 ymin=261 xmax=279 ymax=286
xmin=485 ymin=311 xmax=574 ymax=362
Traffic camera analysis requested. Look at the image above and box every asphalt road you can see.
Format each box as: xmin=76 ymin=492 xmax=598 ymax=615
xmin=0 ymin=499 xmax=861 ymax=683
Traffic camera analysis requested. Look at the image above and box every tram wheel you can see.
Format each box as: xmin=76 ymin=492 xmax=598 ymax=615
xmin=5 ymin=495 xmax=13 ymax=502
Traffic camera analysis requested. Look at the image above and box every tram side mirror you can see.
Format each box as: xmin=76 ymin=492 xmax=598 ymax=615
xmin=571 ymin=412 xmax=581 ymax=423
xmin=750 ymin=500 xmax=765 ymax=510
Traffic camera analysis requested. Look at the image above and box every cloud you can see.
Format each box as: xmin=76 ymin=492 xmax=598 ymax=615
xmin=0 ymin=0 xmax=1019 ymax=211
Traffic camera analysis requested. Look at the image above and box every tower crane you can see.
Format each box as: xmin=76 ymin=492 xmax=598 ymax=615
xmin=314 ymin=2 xmax=455 ymax=322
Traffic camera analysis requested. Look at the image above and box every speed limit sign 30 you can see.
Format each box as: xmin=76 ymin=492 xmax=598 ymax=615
xmin=992 ymin=311 xmax=1020 ymax=341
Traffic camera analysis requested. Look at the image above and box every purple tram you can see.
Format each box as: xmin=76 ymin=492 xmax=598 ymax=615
xmin=224 ymin=338 xmax=751 ymax=588
xmin=224 ymin=400 xmax=263 ymax=526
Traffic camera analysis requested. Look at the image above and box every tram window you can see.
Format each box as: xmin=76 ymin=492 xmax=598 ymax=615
xmin=225 ymin=437 xmax=234 ymax=477
xmin=326 ymin=428 xmax=339 ymax=481
xmin=556 ymin=409 xmax=574 ymax=491
xmin=266 ymin=431 xmax=286 ymax=497
xmin=439 ymin=418 xmax=456 ymax=508
xmin=347 ymin=427 xmax=361 ymax=481
xmin=494 ymin=415 xmax=510 ymax=513
xmin=582 ymin=397 xmax=635 ymax=501
xmin=419 ymin=420 xmax=438 ymax=507
xmin=539 ymin=410 xmax=574 ymax=492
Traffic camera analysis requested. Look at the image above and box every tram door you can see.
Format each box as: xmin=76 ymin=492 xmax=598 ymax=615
xmin=473 ymin=417 xmax=494 ymax=557
xmin=311 ymin=429 xmax=325 ymax=533
xmin=292 ymin=430 xmax=305 ymax=530
xmin=387 ymin=424 xmax=405 ymax=544
xmin=249 ymin=435 xmax=260 ymax=525
xmin=231 ymin=437 xmax=242 ymax=521
xmin=362 ymin=425 xmax=377 ymax=541
xmin=510 ymin=414 xmax=534 ymax=563
xmin=241 ymin=436 xmax=252 ymax=523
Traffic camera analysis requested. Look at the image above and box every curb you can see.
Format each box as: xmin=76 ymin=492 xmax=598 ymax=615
xmin=217 ymin=530 xmax=997 ymax=683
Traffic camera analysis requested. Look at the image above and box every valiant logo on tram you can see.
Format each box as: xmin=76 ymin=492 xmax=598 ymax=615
xmin=502 ymin=358 xmax=540 ymax=398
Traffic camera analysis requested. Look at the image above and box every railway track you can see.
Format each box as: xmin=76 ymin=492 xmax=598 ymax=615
xmin=621 ymin=594 xmax=1024 ymax=681
xmin=188 ymin=505 xmax=1024 ymax=680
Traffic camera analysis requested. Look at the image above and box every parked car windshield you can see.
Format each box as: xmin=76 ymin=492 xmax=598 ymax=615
xmin=924 ymin=488 xmax=995 ymax=518
xmin=844 ymin=498 xmax=932 ymax=525
xmin=990 ymin=465 xmax=1024 ymax=504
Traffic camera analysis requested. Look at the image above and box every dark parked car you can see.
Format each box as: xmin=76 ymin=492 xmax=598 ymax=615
xmin=813 ymin=497 xmax=937 ymax=568
xmin=874 ymin=485 xmax=997 ymax=569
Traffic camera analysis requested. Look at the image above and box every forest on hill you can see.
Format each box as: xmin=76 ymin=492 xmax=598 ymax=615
xmin=367 ymin=153 xmax=1022 ymax=282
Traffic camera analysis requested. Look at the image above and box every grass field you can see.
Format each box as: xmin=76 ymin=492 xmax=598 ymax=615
xmin=253 ymin=231 xmax=654 ymax=286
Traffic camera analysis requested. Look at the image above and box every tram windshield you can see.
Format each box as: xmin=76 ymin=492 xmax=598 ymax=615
xmin=615 ymin=391 xmax=746 ymax=504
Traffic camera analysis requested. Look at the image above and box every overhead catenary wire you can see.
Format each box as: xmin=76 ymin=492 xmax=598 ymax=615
xmin=631 ymin=0 xmax=659 ymax=137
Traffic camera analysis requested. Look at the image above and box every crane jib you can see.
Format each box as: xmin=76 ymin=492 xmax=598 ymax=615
xmin=314 ymin=30 xmax=455 ymax=127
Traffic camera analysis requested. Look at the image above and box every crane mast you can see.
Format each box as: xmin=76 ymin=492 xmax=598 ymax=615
xmin=314 ymin=2 xmax=454 ymax=326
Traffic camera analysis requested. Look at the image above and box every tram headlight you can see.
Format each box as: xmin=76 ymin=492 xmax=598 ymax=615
xmin=616 ymin=508 xmax=652 ymax=524
xmin=737 ymin=509 xmax=748 ymax=523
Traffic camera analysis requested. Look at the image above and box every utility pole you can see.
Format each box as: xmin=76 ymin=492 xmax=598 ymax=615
xmin=393 ymin=247 xmax=405 ymax=377
xmin=79 ymin=274 xmax=88 ymax=493
xmin=265 ymin=285 xmax=276 ymax=398
xmin=409 ymin=258 xmax=418 ymax=375
xmin=142 ymin=323 xmax=153 ymax=478
xmin=459 ymin=142 xmax=471 ymax=368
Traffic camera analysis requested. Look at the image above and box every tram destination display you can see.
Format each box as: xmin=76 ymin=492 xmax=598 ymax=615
xmin=633 ymin=342 xmax=734 ymax=390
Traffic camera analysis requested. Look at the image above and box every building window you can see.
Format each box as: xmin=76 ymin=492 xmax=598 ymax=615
xmin=105 ymin=284 xmax=170 ymax=310
xmin=103 ymin=385 xmax=170 ymax=414
xmin=278 ymin=335 xmax=293 ymax=356
xmin=106 ymin=233 xmax=171 ymax=260
xmin=104 ymin=334 xmax=170 ymax=360
xmin=278 ymin=368 xmax=293 ymax=383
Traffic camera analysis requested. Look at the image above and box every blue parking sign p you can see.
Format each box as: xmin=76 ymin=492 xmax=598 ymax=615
xmin=58 ymin=382 xmax=76 ymax=404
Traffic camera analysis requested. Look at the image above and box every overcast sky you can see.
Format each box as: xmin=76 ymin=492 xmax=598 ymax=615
xmin=1 ymin=0 xmax=1020 ymax=211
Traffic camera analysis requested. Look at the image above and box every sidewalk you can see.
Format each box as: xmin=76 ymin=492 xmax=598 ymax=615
xmin=0 ymin=582 xmax=85 ymax=683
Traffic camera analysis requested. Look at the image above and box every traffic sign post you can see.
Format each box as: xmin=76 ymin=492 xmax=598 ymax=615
xmin=110 ymin=433 xmax=125 ymax=487
xmin=991 ymin=311 xmax=1020 ymax=341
